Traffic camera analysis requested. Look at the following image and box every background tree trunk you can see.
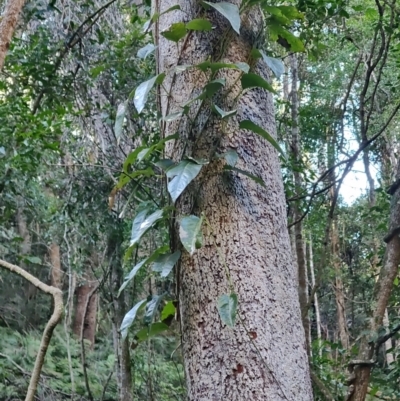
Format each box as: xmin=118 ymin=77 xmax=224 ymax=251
xmin=157 ymin=1 xmax=313 ymax=399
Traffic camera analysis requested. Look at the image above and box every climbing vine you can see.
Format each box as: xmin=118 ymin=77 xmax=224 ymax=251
xmin=116 ymin=1 xmax=304 ymax=342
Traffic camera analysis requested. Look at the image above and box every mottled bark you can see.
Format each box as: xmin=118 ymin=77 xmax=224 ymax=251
xmin=73 ymin=272 xmax=98 ymax=347
xmin=157 ymin=2 xmax=313 ymax=399
xmin=348 ymin=161 xmax=400 ymax=401
xmin=0 ymin=0 xmax=26 ymax=70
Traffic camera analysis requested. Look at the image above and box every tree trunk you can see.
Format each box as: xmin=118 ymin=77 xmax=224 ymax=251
xmin=348 ymin=161 xmax=400 ymax=400
xmin=108 ymin=229 xmax=133 ymax=401
xmin=73 ymin=271 xmax=98 ymax=348
xmin=290 ymin=53 xmax=311 ymax=356
xmin=332 ymin=219 xmax=349 ymax=350
xmin=49 ymin=244 xmax=62 ymax=289
xmin=0 ymin=0 xmax=26 ymax=70
xmin=157 ymin=2 xmax=313 ymax=399
xmin=309 ymin=234 xmax=322 ymax=357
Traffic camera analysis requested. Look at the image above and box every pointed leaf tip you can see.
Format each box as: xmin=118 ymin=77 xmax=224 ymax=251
xmin=203 ymin=1 xmax=240 ymax=34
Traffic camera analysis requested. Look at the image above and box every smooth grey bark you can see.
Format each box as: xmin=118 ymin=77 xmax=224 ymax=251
xmin=309 ymin=234 xmax=322 ymax=357
xmin=156 ymin=1 xmax=313 ymax=400
xmin=290 ymin=54 xmax=311 ymax=356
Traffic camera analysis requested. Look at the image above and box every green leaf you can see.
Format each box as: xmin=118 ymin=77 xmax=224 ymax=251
xmin=224 ymin=165 xmax=265 ymax=187
xmin=241 ymin=73 xmax=276 ymax=94
xmin=25 ymin=256 xmax=41 ymax=264
xmin=203 ymin=1 xmax=240 ymax=34
xmin=269 ymin=22 xmax=305 ymax=52
xmin=161 ymin=301 xmax=176 ymax=321
xmin=136 ymin=322 xmax=169 ymax=342
xmin=259 ymin=51 xmax=284 ymax=79
xmin=118 ymin=247 xmax=169 ymax=297
xmin=223 ymin=149 xmax=238 ymax=166
xmin=134 ymin=76 xmax=157 ymax=114
xmin=115 ymin=167 xmax=154 ymax=190
xmin=152 ymin=251 xmax=181 ymax=277
xmin=179 ymin=215 xmax=204 ymax=255
xmin=163 ymin=111 xmax=183 ymax=122
xmin=161 ymin=22 xmax=187 ymax=42
xmin=144 ymin=294 xmax=167 ymax=325
xmin=213 ymin=104 xmax=237 ymax=119
xmin=118 ymin=258 xmax=148 ymax=297
xmin=137 ymin=43 xmax=156 ymax=59
xmin=120 ymin=299 xmax=147 ymax=340
xmin=114 ymin=101 xmax=127 ymax=145
xmin=156 ymin=159 xmax=175 ymax=170
xmin=175 ymin=64 xmax=192 ymax=73
xmin=130 ymin=209 xmax=164 ymax=246
xmin=277 ymin=6 xmax=304 ymax=20
xmin=239 ymin=119 xmax=285 ymax=157
xmin=264 ymin=6 xmax=291 ymax=25
xmin=217 ymin=293 xmax=238 ymax=327
xmin=160 ymin=4 xmax=181 ymax=17
xmin=186 ymin=19 xmax=212 ymax=31
xmin=155 ymin=72 xmax=166 ymax=85
xmin=235 ymin=62 xmax=250 ymax=73
xmin=201 ymin=78 xmax=226 ymax=99
xmin=166 ymin=160 xmax=203 ymax=202
xmin=394 ymin=277 xmax=399 ymax=286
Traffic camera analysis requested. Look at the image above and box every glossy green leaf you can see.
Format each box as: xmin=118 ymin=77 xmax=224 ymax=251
xmin=144 ymin=294 xmax=167 ymax=325
xmin=152 ymin=251 xmax=181 ymax=277
xmin=166 ymin=160 xmax=203 ymax=202
xmin=213 ymin=104 xmax=237 ymax=119
xmin=217 ymin=293 xmax=238 ymax=327
xmin=223 ymin=149 xmax=238 ymax=166
xmin=137 ymin=43 xmax=156 ymax=59
xmin=224 ymin=165 xmax=265 ymax=187
xmin=134 ymin=76 xmax=157 ymax=113
xmin=276 ymin=5 xmax=304 ymax=20
xmin=259 ymin=51 xmax=284 ymax=79
xmin=239 ymin=119 xmax=285 ymax=157
xmin=114 ymin=101 xmax=127 ymax=145
xmin=115 ymin=167 xmax=154 ymax=190
xmin=119 ymin=246 xmax=169 ymax=296
xmin=179 ymin=215 xmax=204 ymax=255
xmin=155 ymin=159 xmax=175 ymax=171
xmin=163 ymin=111 xmax=183 ymax=122
xmin=136 ymin=322 xmax=169 ymax=342
xmin=130 ymin=209 xmax=164 ymax=246
xmin=241 ymin=73 xmax=276 ymax=94
xmin=186 ymin=19 xmax=212 ymax=31
xmin=203 ymin=1 xmax=240 ymax=34
xmin=25 ymin=256 xmax=42 ymax=264
xmin=201 ymin=78 xmax=226 ymax=99
xmin=161 ymin=22 xmax=187 ymax=42
xmin=118 ymin=258 xmax=148 ymax=297
xmin=120 ymin=299 xmax=147 ymax=340
xmin=161 ymin=301 xmax=176 ymax=321
xmin=269 ymin=22 xmax=305 ymax=52
xmin=235 ymin=62 xmax=250 ymax=73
